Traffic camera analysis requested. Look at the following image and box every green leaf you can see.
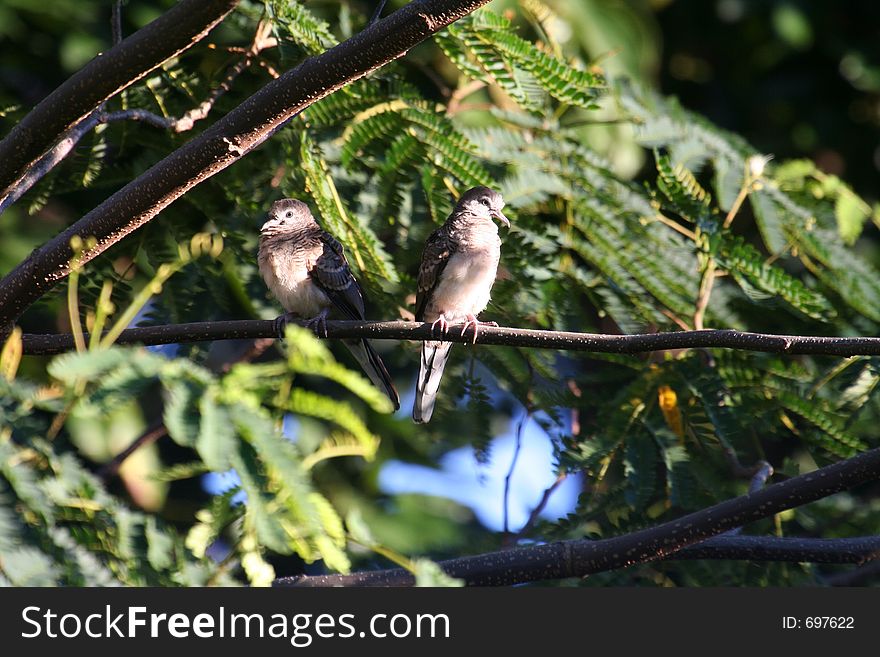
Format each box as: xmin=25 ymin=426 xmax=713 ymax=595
xmin=790 ymin=227 xmax=880 ymax=322
xmin=230 ymin=442 xmax=290 ymax=555
xmin=287 ymin=388 xmax=381 ymax=452
xmin=162 ymin=378 xmax=202 ymax=448
xmin=748 ymin=189 xmax=789 ymax=255
xmin=834 ymin=192 xmax=869 ymax=245
xmin=48 ymin=348 xmax=133 ymax=383
xmin=145 ymin=516 xmax=175 ymax=571
xmin=196 ymin=392 xmax=237 ymax=471
xmin=268 ymin=0 xmax=336 ymax=55
xmin=624 ymin=433 xmax=659 ymax=509
xmin=717 ymin=233 xmax=833 ymax=320
xmin=1 ymin=546 xmax=60 ymax=586
xmin=298 ymin=130 xmax=398 ymax=284
xmin=713 ymin=156 xmax=742 ymax=212
xmin=413 ymin=559 xmax=464 ymax=587
xmin=345 ymin=507 xmax=375 ymax=546
xmin=663 ymin=444 xmax=698 ymax=509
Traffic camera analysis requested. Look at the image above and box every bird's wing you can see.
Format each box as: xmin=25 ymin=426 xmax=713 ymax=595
xmin=415 ymin=224 xmax=455 ymax=321
xmin=310 ymin=230 xmax=366 ymax=320
xmin=311 ymin=231 xmax=400 ymax=410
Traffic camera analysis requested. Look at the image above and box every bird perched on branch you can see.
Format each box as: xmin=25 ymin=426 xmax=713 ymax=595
xmin=258 ymin=198 xmax=400 ymax=410
xmin=413 ymin=186 xmax=509 ymax=424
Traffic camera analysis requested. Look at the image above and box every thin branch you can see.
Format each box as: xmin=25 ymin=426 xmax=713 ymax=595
xmin=0 ymin=0 xmax=239 ymax=201
xmin=692 ymin=262 xmax=717 ymax=332
xmin=0 ymin=20 xmax=278 ymax=216
xmin=513 ymin=473 xmax=568 ymax=541
xmin=99 ymin=421 xmax=167 ymax=481
xmin=168 ymin=19 xmax=277 ymax=133
xmin=693 ymin=162 xmax=758 ymax=330
xmin=0 ymin=0 xmax=492 ymax=329
xmin=502 ymin=410 xmax=529 ymax=536
xmin=447 ymin=80 xmax=487 ymax=115
xmin=749 ymin=460 xmax=774 ymax=493
xmin=0 ymin=111 xmax=161 ymax=214
xmin=274 ymin=444 xmax=880 ymax=586
xmin=19 ymin=320 xmax=880 ymax=357
xmin=727 ymin=459 xmax=774 ymax=536
xmin=370 ymin=0 xmax=389 ymax=25
xmin=111 ymin=1 xmax=123 ymax=46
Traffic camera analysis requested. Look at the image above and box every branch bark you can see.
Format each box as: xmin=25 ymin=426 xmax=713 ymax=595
xmin=0 ymin=0 xmax=239 ymax=201
xmin=274 ymin=444 xmax=880 ymax=586
xmin=277 ymin=535 xmax=880 ymax=587
xmin=19 ymin=320 xmax=880 ymax=357
xmin=0 ymin=0 xmax=491 ymax=329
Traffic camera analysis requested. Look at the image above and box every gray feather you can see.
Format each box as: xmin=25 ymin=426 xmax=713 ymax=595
xmin=413 ymin=341 xmax=453 ymax=424
xmin=343 ymin=339 xmax=400 ymax=411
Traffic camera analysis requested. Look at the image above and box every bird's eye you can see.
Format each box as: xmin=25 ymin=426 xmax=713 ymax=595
xmin=479 ymin=197 xmax=490 ymax=207
xmin=285 ymin=211 xmax=293 ymax=218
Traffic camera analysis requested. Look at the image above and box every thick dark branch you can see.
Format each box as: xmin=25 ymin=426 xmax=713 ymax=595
xmin=274 ymin=445 xmax=880 ymax=586
xmin=0 ymin=0 xmax=491 ymax=328
xmin=0 ymin=0 xmax=238 ymax=200
xmin=19 ymin=320 xmax=880 ymax=357
xmin=277 ymin=535 xmax=880 ymax=587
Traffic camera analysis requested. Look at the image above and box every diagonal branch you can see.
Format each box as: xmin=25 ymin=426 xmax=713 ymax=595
xmin=274 ymin=444 xmax=880 ymax=586
xmin=18 ymin=320 xmax=880 ymax=357
xmin=0 ymin=0 xmax=491 ymax=330
xmin=277 ymin=535 xmax=880 ymax=587
xmin=0 ymin=0 xmax=239 ymax=201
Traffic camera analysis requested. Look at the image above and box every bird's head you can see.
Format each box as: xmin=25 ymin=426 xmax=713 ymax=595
xmin=260 ymin=199 xmax=315 ymax=235
xmin=454 ymin=186 xmax=510 ymax=228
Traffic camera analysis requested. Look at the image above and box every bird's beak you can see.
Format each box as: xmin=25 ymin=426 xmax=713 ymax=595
xmin=492 ymin=209 xmax=510 ymax=228
xmin=259 ymin=217 xmax=277 ymax=234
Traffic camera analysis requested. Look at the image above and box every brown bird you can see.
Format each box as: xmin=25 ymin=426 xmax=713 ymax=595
xmin=413 ymin=186 xmax=509 ymax=423
xmin=258 ymin=199 xmax=400 ymax=410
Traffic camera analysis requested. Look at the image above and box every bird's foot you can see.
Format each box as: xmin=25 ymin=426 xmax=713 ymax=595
xmin=430 ymin=313 xmax=450 ymax=338
xmin=273 ymin=312 xmax=298 ymax=340
xmin=460 ymin=314 xmax=497 ymax=344
xmin=304 ymin=308 xmax=331 ymax=338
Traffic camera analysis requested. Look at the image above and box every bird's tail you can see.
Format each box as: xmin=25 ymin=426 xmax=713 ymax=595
xmin=413 ymin=341 xmax=453 ymax=424
xmin=343 ymin=339 xmax=400 ymax=411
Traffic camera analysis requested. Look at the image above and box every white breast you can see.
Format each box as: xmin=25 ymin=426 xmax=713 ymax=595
xmin=258 ymin=247 xmax=329 ymax=318
xmin=425 ymin=247 xmax=500 ymax=322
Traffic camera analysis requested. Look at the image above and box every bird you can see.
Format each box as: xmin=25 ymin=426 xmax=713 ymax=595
xmin=257 ymin=198 xmax=400 ymax=411
xmin=412 ymin=186 xmax=509 ymax=424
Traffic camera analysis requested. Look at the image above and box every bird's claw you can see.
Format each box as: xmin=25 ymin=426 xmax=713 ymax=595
xmin=460 ymin=314 xmax=496 ymax=344
xmin=430 ymin=314 xmax=450 ymax=338
xmin=304 ymin=308 xmax=330 ymax=338
xmin=274 ymin=312 xmax=296 ymax=340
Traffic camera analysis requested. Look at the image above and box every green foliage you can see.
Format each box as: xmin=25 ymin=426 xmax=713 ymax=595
xmin=2 ymin=0 xmax=879 ymax=588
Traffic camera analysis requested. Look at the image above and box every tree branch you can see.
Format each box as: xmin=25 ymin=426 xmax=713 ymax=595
xmin=0 ymin=0 xmax=491 ymax=329
xmin=18 ymin=320 xmax=880 ymax=357
xmin=276 ymin=535 xmax=880 ymax=587
xmin=0 ymin=0 xmax=239 ymax=201
xmin=0 ymin=20 xmax=278 ymax=216
xmin=274 ymin=444 xmax=880 ymax=586
xmin=98 ymin=420 xmax=167 ymax=481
